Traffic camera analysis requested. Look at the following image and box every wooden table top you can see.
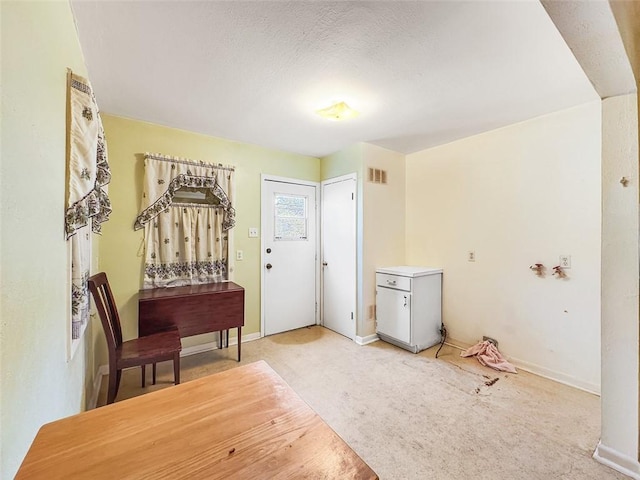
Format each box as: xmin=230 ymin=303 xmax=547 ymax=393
xmin=138 ymin=281 xmax=244 ymax=301
xmin=16 ymin=361 xmax=378 ymax=479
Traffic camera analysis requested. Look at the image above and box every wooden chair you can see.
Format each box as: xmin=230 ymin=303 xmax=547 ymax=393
xmin=88 ymin=272 xmax=182 ymax=404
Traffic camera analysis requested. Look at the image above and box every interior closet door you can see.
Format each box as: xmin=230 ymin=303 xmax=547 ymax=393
xmin=321 ymin=174 xmax=356 ymax=340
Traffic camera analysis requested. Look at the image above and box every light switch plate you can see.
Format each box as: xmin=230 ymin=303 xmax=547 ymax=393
xmin=248 ymin=227 xmax=259 ymax=238
xmin=236 ymin=250 xmax=243 ymax=261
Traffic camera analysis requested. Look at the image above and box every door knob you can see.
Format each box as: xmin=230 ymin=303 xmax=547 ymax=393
xmin=266 ymin=248 xmax=271 ymax=254
xmin=322 ymin=262 xmax=328 ymax=267
xmin=266 ymin=263 xmax=273 ymax=270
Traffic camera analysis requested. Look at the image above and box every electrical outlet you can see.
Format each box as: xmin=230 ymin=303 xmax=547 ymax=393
xmin=468 ymin=251 xmax=476 ymax=262
xmin=559 ymin=255 xmax=571 ymax=269
xmin=483 ymin=336 xmax=498 ymax=348
xmin=248 ymin=227 xmax=259 ymax=238
xmin=236 ymin=250 xmax=243 ymax=261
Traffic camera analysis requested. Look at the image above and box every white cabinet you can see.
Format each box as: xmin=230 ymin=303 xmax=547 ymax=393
xmin=375 ymin=266 xmax=442 ymax=353
xmin=376 ymin=287 xmax=412 ymax=343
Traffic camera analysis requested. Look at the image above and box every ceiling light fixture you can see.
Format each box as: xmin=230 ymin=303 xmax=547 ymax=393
xmin=316 ymin=101 xmax=359 ymax=121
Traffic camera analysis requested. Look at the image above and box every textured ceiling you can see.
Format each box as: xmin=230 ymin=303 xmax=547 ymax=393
xmin=541 ymin=0 xmax=636 ymax=99
xmin=71 ymin=1 xmax=599 ymax=158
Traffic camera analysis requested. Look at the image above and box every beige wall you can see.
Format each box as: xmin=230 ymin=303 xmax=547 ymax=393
xmin=595 ymin=92 xmax=640 ymax=470
xmin=361 ymin=144 xmax=406 ymax=337
xmin=0 ymin=2 xmax=99 ymax=477
xmin=98 ymin=115 xmax=319 ymax=360
xmin=406 ymin=101 xmax=602 ymax=392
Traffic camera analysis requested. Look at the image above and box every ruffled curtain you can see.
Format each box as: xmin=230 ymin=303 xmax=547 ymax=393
xmin=65 ymin=71 xmax=111 ymax=339
xmin=135 ymin=153 xmax=235 ymax=288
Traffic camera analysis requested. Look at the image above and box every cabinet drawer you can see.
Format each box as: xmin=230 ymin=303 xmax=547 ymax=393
xmin=376 ymin=273 xmax=411 ymax=291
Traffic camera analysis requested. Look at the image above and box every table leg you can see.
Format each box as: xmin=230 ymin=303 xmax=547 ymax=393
xmin=237 ymin=326 xmax=241 ymax=362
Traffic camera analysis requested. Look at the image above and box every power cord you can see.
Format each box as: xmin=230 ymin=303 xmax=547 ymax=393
xmin=435 ymin=323 xmax=447 ymax=358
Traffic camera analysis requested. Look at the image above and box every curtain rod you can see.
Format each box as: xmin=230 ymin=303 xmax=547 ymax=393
xmin=145 ymin=152 xmax=235 ymax=172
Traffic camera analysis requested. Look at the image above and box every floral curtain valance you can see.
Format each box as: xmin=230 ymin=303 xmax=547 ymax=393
xmin=65 ymin=72 xmax=111 ymax=239
xmin=134 ymin=153 xmax=235 ymax=232
xmin=65 ymin=71 xmax=111 ymax=340
xmin=136 ymin=153 xmax=235 ymax=289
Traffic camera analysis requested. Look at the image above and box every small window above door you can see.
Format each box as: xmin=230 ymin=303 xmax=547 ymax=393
xmin=273 ymin=193 xmax=308 ymax=240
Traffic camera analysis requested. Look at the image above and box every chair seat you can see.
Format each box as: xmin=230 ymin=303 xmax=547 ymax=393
xmin=116 ymin=330 xmax=182 ymax=369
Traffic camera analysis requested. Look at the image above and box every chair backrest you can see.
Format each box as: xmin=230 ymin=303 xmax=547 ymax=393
xmin=88 ymin=272 xmax=123 ymax=355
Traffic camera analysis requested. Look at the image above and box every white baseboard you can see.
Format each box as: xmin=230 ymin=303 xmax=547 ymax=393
xmin=444 ymin=338 xmax=600 ymax=395
xmin=509 ymin=355 xmax=600 ymax=395
xmin=88 ymin=364 xmax=108 ymax=410
xmin=594 ymin=441 xmax=640 ymax=479
xmin=444 ymin=341 xmax=465 ymax=350
xmin=355 ymin=333 xmax=379 ymax=346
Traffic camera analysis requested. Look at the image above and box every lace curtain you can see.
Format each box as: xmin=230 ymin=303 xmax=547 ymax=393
xmin=65 ymin=71 xmax=112 ymax=339
xmin=134 ymin=153 xmax=235 ymax=288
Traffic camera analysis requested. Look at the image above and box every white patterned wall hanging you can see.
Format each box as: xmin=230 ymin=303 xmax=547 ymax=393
xmin=65 ymin=70 xmax=112 ymax=339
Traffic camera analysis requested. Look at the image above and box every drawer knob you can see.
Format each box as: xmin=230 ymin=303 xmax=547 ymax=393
xmin=387 ymin=280 xmax=396 ymax=285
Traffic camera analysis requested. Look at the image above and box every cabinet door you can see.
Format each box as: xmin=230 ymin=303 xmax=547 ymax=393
xmin=376 ymin=287 xmax=411 ymax=344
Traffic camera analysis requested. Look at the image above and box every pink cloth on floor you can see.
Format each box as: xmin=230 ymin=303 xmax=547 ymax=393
xmin=460 ymin=341 xmax=517 ymax=374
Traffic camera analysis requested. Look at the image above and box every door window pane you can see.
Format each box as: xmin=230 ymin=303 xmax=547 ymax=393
xmin=274 ymin=193 xmax=307 ymax=240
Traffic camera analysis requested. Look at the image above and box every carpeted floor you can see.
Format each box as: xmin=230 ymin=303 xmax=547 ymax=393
xmin=99 ymin=326 xmax=626 ymax=479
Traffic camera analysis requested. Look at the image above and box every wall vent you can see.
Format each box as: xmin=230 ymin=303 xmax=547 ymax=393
xmin=367 ymin=168 xmax=387 ymax=184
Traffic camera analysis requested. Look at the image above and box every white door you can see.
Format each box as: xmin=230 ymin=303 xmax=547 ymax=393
xmin=321 ymin=175 xmax=356 ymax=339
xmin=262 ymin=178 xmax=318 ymax=336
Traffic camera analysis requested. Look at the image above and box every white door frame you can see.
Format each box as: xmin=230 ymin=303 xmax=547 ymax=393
xmin=321 ymin=173 xmax=357 ymax=340
xmin=260 ymin=174 xmax=321 ymax=337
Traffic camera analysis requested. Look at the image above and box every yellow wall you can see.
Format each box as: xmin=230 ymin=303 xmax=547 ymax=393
xmin=1 ymin=2 xmax=98 ymax=477
xmin=321 ymin=143 xmax=363 ymax=180
xmin=98 ymin=115 xmax=319 ymax=359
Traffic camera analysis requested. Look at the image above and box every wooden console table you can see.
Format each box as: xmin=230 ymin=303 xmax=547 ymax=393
xmin=138 ymin=281 xmax=244 ymax=361
xmin=16 ymin=361 xmax=378 ymax=479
